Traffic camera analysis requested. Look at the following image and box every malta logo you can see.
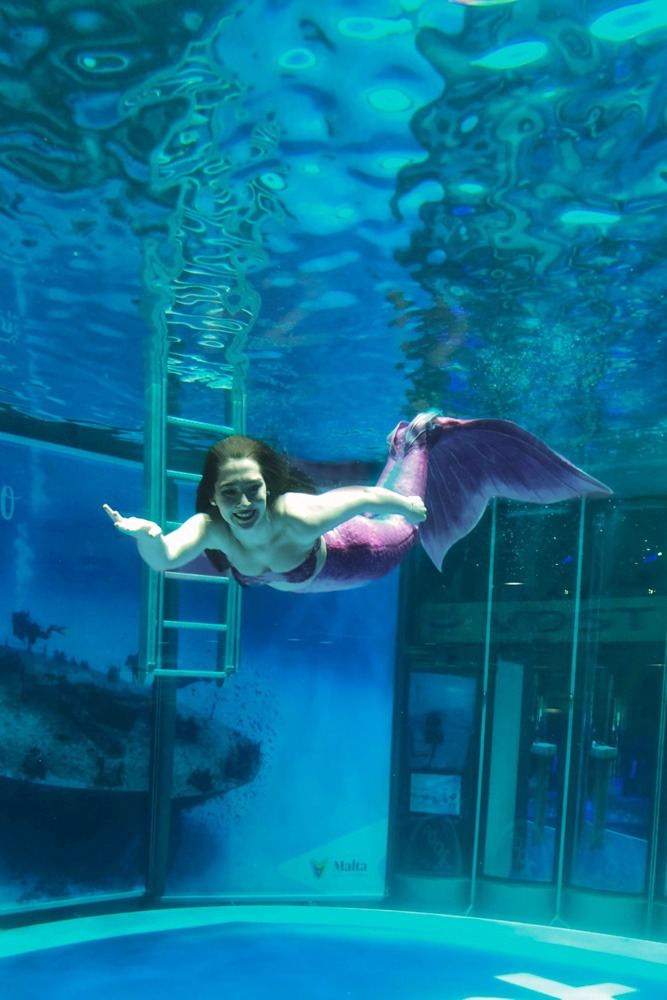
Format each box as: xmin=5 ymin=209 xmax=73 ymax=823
xmin=310 ymin=857 xmax=369 ymax=879
xmin=310 ymin=858 xmax=329 ymax=879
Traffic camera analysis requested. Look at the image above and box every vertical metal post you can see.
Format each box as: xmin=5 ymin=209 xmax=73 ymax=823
xmin=646 ymin=622 xmax=667 ymax=932
xmin=466 ymin=500 xmax=497 ymax=914
xmin=142 ymin=277 xmax=176 ymax=900
xmin=140 ymin=262 xmax=169 ymax=681
xmin=552 ymin=498 xmax=587 ymax=925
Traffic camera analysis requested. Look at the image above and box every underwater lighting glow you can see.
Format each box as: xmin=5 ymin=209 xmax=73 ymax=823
xmin=367 ymin=88 xmax=414 ymax=112
xmin=299 ymin=251 xmax=360 ymax=273
xmin=561 ymin=209 xmax=622 ymax=225
xmin=458 ymin=182 xmax=485 ymax=194
xmin=338 ymin=16 xmax=412 ymax=40
xmin=278 ymin=48 xmax=316 ymax=70
xmin=77 ymin=52 xmax=131 ymax=73
xmin=590 ymin=2 xmax=667 ymax=42
xmin=398 ymin=179 xmax=446 ymax=216
xmin=259 ymin=172 xmax=287 ymax=191
xmin=379 ymin=155 xmax=419 ymax=172
xmin=300 ymin=290 xmax=358 ymax=310
xmin=472 ymin=40 xmax=548 ymax=70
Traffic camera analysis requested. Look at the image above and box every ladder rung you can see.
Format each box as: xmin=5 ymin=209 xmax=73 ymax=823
xmin=152 ymin=668 xmax=235 ymax=679
xmin=167 ymin=415 xmax=235 ymax=435
xmin=166 ymin=469 xmax=200 ymax=482
xmin=163 ymin=620 xmax=228 ymax=631
xmin=165 ymin=571 xmax=229 ymax=583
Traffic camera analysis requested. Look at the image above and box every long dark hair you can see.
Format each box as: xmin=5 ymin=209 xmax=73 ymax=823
xmin=195 ymin=435 xmax=318 ymax=572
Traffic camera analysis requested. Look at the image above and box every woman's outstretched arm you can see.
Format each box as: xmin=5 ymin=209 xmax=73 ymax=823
xmin=283 ymin=486 xmax=426 ymax=542
xmin=103 ymin=505 xmax=214 ymax=571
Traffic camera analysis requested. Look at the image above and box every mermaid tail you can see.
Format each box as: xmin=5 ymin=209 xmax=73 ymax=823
xmin=386 ymin=412 xmax=612 ymax=572
xmin=297 ymin=411 xmax=610 ymax=591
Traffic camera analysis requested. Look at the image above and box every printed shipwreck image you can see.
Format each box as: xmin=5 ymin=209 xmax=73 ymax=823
xmin=0 ymin=612 xmax=261 ymax=899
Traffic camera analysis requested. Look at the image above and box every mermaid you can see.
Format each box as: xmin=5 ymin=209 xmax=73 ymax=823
xmin=103 ymin=412 xmax=612 ymax=592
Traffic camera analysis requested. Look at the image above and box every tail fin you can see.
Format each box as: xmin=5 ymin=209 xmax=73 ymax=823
xmin=412 ymin=415 xmax=612 ymax=571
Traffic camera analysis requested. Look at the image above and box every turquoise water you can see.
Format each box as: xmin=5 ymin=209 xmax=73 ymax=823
xmin=1 ymin=908 xmax=666 ymax=999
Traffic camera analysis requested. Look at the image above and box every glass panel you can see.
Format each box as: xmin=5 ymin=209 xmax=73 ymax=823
xmin=395 ymin=491 xmax=667 ymax=914
xmin=482 ymin=501 xmax=581 ymax=884
xmin=164 ymin=580 xmax=398 ymax=899
xmin=0 ymin=440 xmax=148 ymax=906
xmin=400 ymin=670 xmax=478 ymax=877
xmin=570 ymin=499 xmax=666 ymax=894
xmin=393 ymin=513 xmax=491 ymax=878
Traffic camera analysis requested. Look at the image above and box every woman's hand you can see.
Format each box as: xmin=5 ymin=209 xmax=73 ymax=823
xmin=103 ymin=507 xmax=212 ymax=571
xmin=402 ymin=496 xmax=427 ymax=525
xmin=103 ymin=504 xmax=162 ymax=538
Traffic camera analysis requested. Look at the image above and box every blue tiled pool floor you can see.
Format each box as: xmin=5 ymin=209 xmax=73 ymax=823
xmin=0 ymin=907 xmax=665 ymax=999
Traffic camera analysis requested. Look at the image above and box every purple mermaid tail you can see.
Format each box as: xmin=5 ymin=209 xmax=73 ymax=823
xmin=303 ymin=412 xmax=611 ymax=590
xmin=389 ymin=412 xmax=612 ymax=572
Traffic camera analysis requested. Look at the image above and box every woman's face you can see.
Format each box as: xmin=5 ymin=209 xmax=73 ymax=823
xmin=213 ymin=457 xmax=268 ymax=532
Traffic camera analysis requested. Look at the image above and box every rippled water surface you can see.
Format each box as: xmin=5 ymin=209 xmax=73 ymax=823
xmin=1 ymin=0 xmax=666 ymax=482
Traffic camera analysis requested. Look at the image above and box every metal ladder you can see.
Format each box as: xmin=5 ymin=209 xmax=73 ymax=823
xmin=139 ymin=350 xmax=245 ymax=684
xmin=140 ymin=340 xmax=246 ymax=900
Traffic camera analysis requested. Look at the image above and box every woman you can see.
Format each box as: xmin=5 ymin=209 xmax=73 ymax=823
xmin=103 ymin=411 xmax=611 ymax=593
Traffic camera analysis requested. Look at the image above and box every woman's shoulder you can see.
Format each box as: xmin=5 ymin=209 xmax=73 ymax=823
xmin=278 ymin=492 xmax=326 ymax=542
xmin=202 ymin=514 xmax=231 ymax=547
xmin=279 ymin=491 xmax=320 ymax=519
xmin=174 ymin=512 xmax=228 ymax=552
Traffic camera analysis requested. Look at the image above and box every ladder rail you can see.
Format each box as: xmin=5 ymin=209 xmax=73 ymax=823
xmin=142 ymin=376 xmax=245 ymax=682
